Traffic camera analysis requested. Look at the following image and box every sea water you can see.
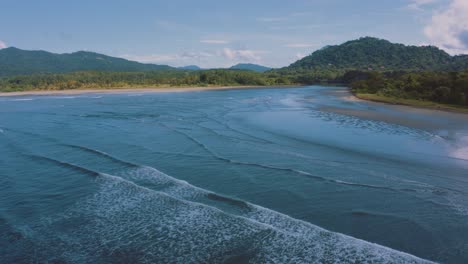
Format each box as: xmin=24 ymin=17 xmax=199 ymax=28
xmin=1 ymin=86 xmax=468 ymax=263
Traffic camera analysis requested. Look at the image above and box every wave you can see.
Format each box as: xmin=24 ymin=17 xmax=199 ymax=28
xmin=25 ymin=154 xmax=100 ymax=177
xmin=449 ymin=135 xmax=468 ymax=162
xmin=195 ymin=122 xmax=269 ymax=144
xmin=52 ymin=96 xmax=78 ymax=99
xmin=64 ymin=142 xmax=468 ymax=217
xmin=188 ymin=115 xmax=274 ymax=144
xmin=350 ymin=210 xmax=374 ymax=217
xmin=12 ymin=123 xmax=467 ymax=218
xmin=206 ymin=193 xmax=250 ymax=210
xmin=8 ymin=98 xmax=34 ymax=101
xmin=5 ymin=96 xmax=78 ymax=102
xmin=309 ymin=108 xmax=438 ymax=140
xmin=65 ymin=140 xmax=467 ymax=210
xmin=153 ymin=126 xmax=404 ymax=193
xmin=123 ymin=143 xmax=213 ymax=159
xmin=1 ymin=127 xmax=61 ymax=143
xmin=79 ymin=111 xmax=160 ymax=120
xmin=15 ymin=155 xmax=431 ymax=263
xmin=63 ymin=144 xmax=139 ymax=168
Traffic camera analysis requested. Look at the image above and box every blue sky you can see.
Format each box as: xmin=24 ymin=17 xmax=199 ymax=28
xmin=1 ymin=0 xmax=467 ymax=68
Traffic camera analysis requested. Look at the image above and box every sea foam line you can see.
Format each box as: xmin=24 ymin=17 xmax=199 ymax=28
xmin=29 ymin=153 xmax=432 ymax=263
xmin=97 ymin=170 xmax=432 ymax=263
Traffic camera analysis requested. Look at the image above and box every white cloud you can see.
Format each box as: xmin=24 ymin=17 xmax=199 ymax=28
xmin=200 ymin=39 xmax=229 ymax=44
xmin=424 ymin=0 xmax=468 ymax=54
xmin=407 ymin=0 xmax=439 ymax=10
xmin=220 ymin=48 xmax=267 ymax=62
xmin=285 ymin=43 xmax=317 ymax=48
xmin=122 ymin=51 xmax=214 ymax=63
xmin=122 ymin=48 xmax=269 ymax=68
xmin=0 ymin=40 xmax=7 ymax=49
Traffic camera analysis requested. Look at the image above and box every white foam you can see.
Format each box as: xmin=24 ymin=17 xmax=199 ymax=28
xmin=22 ymin=165 xmax=432 ymax=263
xmin=53 ymin=96 xmax=77 ymax=99
xmin=9 ymin=98 xmax=34 ymax=101
xmin=103 ymin=167 xmax=432 ymax=263
xmin=450 ymin=136 xmax=468 ymax=161
xmin=442 ymin=134 xmax=468 ymax=175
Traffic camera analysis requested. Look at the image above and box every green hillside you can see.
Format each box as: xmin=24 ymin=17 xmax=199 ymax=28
xmin=0 ymin=47 xmax=173 ymax=77
xmin=229 ymin=63 xmax=272 ymax=72
xmin=286 ymin=37 xmax=457 ymax=71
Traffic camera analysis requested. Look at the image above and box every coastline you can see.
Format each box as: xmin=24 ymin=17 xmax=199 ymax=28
xmin=353 ymin=92 xmax=468 ymax=114
xmin=4 ymin=85 xmax=467 ymax=115
xmin=0 ymin=85 xmax=301 ymax=97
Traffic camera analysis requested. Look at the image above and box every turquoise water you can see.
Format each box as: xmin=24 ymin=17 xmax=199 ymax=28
xmin=1 ymin=86 xmax=468 ymax=263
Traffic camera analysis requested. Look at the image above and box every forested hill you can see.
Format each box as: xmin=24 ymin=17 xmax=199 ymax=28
xmin=286 ymin=37 xmax=466 ymax=71
xmin=0 ymin=47 xmax=174 ymax=77
xmin=229 ymin=63 xmax=272 ymax=72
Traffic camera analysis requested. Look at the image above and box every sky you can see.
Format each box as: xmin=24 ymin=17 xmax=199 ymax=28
xmin=1 ymin=0 xmax=467 ymax=68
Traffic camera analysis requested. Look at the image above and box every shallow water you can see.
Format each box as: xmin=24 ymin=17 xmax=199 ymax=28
xmin=1 ymin=86 xmax=467 ymax=263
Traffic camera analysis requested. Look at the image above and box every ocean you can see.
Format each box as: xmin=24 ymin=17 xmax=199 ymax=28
xmin=1 ymin=86 xmax=468 ymax=263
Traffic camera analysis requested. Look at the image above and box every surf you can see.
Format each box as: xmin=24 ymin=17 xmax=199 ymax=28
xmin=3 ymin=87 xmax=468 ymax=262
xmin=14 ymin=151 xmax=432 ymax=263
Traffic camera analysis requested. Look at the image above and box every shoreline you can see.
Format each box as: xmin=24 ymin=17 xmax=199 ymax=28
xmin=353 ymin=92 xmax=468 ymax=114
xmin=4 ymin=85 xmax=467 ymax=115
xmin=0 ymin=85 xmax=301 ymax=97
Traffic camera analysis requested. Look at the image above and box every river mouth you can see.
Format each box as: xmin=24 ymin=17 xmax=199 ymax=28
xmin=1 ymin=86 xmax=467 ymax=263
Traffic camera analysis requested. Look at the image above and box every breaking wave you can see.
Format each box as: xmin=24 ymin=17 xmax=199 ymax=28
xmin=5 ymin=152 xmax=432 ymax=263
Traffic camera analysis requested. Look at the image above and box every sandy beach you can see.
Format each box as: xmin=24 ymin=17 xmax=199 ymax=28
xmin=0 ymin=85 xmax=295 ymax=97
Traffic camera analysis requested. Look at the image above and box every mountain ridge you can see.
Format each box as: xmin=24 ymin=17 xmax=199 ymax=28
xmin=178 ymin=65 xmax=202 ymax=70
xmin=0 ymin=47 xmax=174 ymax=77
xmin=2 ymin=37 xmax=468 ymax=79
xmin=229 ymin=63 xmax=272 ymax=72
xmin=285 ymin=37 xmax=463 ymax=71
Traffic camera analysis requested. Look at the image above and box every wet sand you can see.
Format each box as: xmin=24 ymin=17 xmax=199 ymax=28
xmin=0 ymin=85 xmax=299 ymax=97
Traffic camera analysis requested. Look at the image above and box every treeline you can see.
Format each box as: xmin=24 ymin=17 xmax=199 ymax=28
xmin=347 ymin=70 xmax=468 ymax=106
xmin=272 ymin=68 xmax=345 ymax=84
xmin=0 ymin=70 xmax=294 ymax=92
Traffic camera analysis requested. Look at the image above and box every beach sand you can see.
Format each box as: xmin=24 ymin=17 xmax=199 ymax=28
xmin=0 ymin=86 xmax=294 ymax=97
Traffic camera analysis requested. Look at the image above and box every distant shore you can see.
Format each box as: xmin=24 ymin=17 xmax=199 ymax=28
xmin=0 ymin=85 xmax=301 ymax=97
xmin=354 ymin=92 xmax=468 ymax=114
xmin=5 ymin=86 xmax=467 ymax=115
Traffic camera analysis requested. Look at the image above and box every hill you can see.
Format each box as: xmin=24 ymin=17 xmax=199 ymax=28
xmin=0 ymin=47 xmax=174 ymax=77
xmin=178 ymin=65 xmax=202 ymax=70
xmin=229 ymin=63 xmax=271 ymax=72
xmin=286 ymin=37 xmax=461 ymax=71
